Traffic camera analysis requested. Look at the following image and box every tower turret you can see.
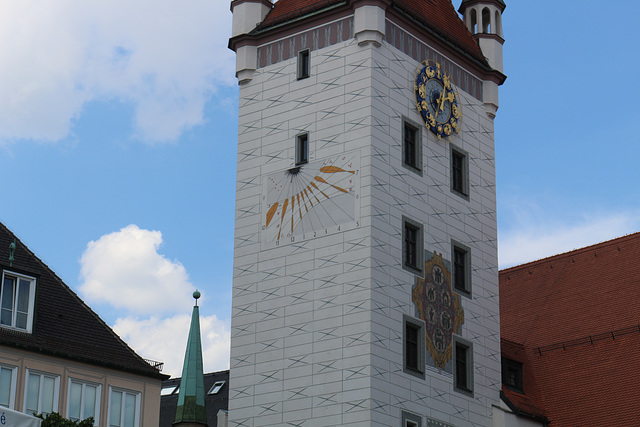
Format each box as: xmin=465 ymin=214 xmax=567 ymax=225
xmin=460 ymin=0 xmax=506 ymax=117
xmin=459 ymin=0 xmax=506 ymax=73
xmin=229 ymin=0 xmax=273 ymax=84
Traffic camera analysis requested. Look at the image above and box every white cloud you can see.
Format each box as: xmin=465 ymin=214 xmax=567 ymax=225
xmin=499 ymin=212 xmax=640 ymax=268
xmin=79 ymin=224 xmax=193 ymax=315
xmin=0 ymin=0 xmax=234 ymax=143
xmin=113 ymin=313 xmax=230 ymax=378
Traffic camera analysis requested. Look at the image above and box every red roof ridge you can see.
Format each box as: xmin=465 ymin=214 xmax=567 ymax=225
xmin=500 ymin=231 xmax=640 ymax=274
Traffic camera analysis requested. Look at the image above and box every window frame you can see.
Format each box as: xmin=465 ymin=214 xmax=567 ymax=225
xmin=402 ymin=216 xmax=423 ymax=274
xmin=1 ymin=270 xmax=36 ymax=333
xmin=502 ymin=358 xmax=524 ymax=393
xmin=297 ymin=49 xmax=310 ymax=80
xmin=67 ymin=378 xmax=101 ymax=424
xmin=295 ymin=132 xmax=309 ymax=166
xmin=403 ymin=315 xmax=425 ymax=379
xmin=453 ymin=338 xmax=474 ymax=396
xmin=401 ymin=410 xmax=422 ymax=427
xmin=108 ymin=386 xmax=141 ymax=427
xmin=402 ymin=118 xmax=422 ymax=174
xmin=450 ymin=145 xmax=469 ymax=199
xmin=23 ymin=369 xmax=60 ymax=416
xmin=208 ymin=380 xmax=226 ymax=395
xmin=0 ymin=363 xmax=18 ymax=409
xmin=451 ymin=241 xmax=471 ymax=297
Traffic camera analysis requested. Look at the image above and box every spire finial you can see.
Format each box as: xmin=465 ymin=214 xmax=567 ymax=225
xmin=193 ymin=289 xmax=201 ymax=306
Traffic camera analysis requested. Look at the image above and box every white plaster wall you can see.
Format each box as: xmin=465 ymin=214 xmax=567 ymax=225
xmin=363 ymin=34 xmax=500 ymax=427
xmin=230 ymin=15 xmax=500 ymax=427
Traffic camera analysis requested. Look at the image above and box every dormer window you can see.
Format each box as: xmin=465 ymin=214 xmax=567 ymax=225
xmin=502 ymin=358 xmax=523 ymax=393
xmin=1 ymin=271 xmax=36 ymax=333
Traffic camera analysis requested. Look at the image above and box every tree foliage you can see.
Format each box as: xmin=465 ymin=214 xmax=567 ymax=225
xmin=35 ymin=412 xmax=94 ymax=427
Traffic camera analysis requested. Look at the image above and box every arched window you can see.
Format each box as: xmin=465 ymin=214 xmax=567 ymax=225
xmin=482 ymin=7 xmax=491 ymax=33
xmin=495 ymin=10 xmax=503 ymax=37
xmin=470 ymin=9 xmax=478 ymax=34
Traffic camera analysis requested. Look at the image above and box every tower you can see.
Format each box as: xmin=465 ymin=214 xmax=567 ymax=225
xmin=228 ymin=0 xmax=506 ymax=425
xmin=174 ymin=291 xmax=208 ymax=427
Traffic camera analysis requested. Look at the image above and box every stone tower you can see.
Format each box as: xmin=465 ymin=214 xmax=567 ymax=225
xmin=228 ymin=0 xmax=506 ymax=425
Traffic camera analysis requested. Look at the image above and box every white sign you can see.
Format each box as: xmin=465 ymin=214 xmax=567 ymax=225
xmin=0 ymin=407 xmax=42 ymax=427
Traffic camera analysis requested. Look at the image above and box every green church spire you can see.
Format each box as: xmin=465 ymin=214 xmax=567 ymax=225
xmin=173 ymin=290 xmax=208 ymax=426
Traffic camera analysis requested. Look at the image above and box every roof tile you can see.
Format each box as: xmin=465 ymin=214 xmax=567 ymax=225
xmin=500 ymin=232 xmax=640 ymax=425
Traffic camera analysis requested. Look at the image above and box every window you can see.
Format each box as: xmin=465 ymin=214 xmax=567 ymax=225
xmin=108 ymin=387 xmax=140 ymax=427
xmin=24 ymin=370 xmax=59 ymax=415
xmin=452 ymin=242 xmax=471 ymax=296
xmin=0 ymin=364 xmax=17 ymax=409
xmin=403 ymin=315 xmax=425 ymax=379
xmin=454 ymin=339 xmax=473 ymax=395
xmin=402 ymin=217 xmax=423 ymax=273
xmin=67 ymin=379 xmax=101 ymax=423
xmin=1 ymin=271 xmax=36 ymax=332
xmin=297 ymin=49 xmax=310 ymax=80
xmin=208 ymin=380 xmax=226 ymax=395
xmin=160 ymin=385 xmax=178 ymax=396
xmin=502 ymin=358 xmax=523 ymax=393
xmin=402 ymin=119 xmax=422 ymax=173
xmin=295 ymin=133 xmax=309 ymax=165
xmin=401 ymin=410 xmax=422 ymax=427
xmin=450 ymin=146 xmax=469 ymax=198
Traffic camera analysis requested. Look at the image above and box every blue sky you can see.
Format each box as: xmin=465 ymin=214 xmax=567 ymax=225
xmin=0 ymin=0 xmax=638 ymax=377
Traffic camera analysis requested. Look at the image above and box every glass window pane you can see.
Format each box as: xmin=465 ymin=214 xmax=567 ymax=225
xmin=42 ymin=376 xmax=55 ymax=414
xmin=1 ymin=278 xmax=13 ymax=310
xmin=68 ymin=382 xmax=82 ymax=420
xmin=110 ymin=391 xmax=122 ymax=427
xmin=0 ymin=367 xmax=12 ymax=407
xmin=17 ymin=279 xmax=30 ymax=312
xmin=123 ymin=393 xmax=136 ymax=427
xmin=84 ymin=385 xmax=97 ymax=419
xmin=26 ymin=374 xmax=40 ymax=414
xmin=1 ymin=278 xmax=13 ymax=326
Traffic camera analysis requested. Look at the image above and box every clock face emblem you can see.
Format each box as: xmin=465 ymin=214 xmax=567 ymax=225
xmin=262 ymin=151 xmax=360 ymax=248
xmin=414 ymin=60 xmax=462 ymax=142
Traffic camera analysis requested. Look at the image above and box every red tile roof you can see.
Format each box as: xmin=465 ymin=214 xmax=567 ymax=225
xmin=500 ymin=232 xmax=640 ymax=426
xmin=259 ymin=0 xmax=485 ymax=65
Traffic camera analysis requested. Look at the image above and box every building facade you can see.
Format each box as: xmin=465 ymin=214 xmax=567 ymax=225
xmin=229 ymin=0 xmax=506 ymax=425
xmin=0 ymin=222 xmax=166 ymax=426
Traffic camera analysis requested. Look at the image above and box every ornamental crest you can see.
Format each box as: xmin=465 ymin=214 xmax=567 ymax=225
xmin=412 ymin=251 xmax=464 ymax=370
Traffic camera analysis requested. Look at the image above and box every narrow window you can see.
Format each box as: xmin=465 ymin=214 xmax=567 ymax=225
xmin=0 ymin=364 xmax=17 ymax=409
xmin=25 ymin=370 xmax=59 ymax=415
xmin=402 ymin=217 xmax=423 ymax=273
xmin=295 ymin=133 xmax=309 ymax=165
xmin=405 ymin=323 xmax=419 ymax=371
xmin=403 ymin=120 xmax=421 ymax=173
xmin=1 ymin=271 xmax=36 ymax=332
xmin=452 ymin=243 xmax=471 ymax=296
xmin=451 ymin=146 xmax=469 ymax=198
xmin=401 ymin=410 xmax=422 ymax=427
xmin=502 ymin=358 xmax=523 ymax=393
xmin=403 ymin=315 xmax=425 ymax=379
xmin=297 ymin=49 xmax=310 ymax=80
xmin=454 ymin=340 xmax=473 ymax=394
xmin=67 ymin=379 xmax=101 ymax=423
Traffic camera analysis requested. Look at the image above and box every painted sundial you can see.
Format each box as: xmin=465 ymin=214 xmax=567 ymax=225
xmin=412 ymin=251 xmax=464 ymax=371
xmin=261 ymin=151 xmax=360 ymax=248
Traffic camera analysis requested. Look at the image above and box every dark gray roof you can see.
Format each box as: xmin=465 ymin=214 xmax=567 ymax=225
xmin=160 ymin=370 xmax=230 ymax=427
xmin=0 ymin=221 xmax=167 ymax=379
